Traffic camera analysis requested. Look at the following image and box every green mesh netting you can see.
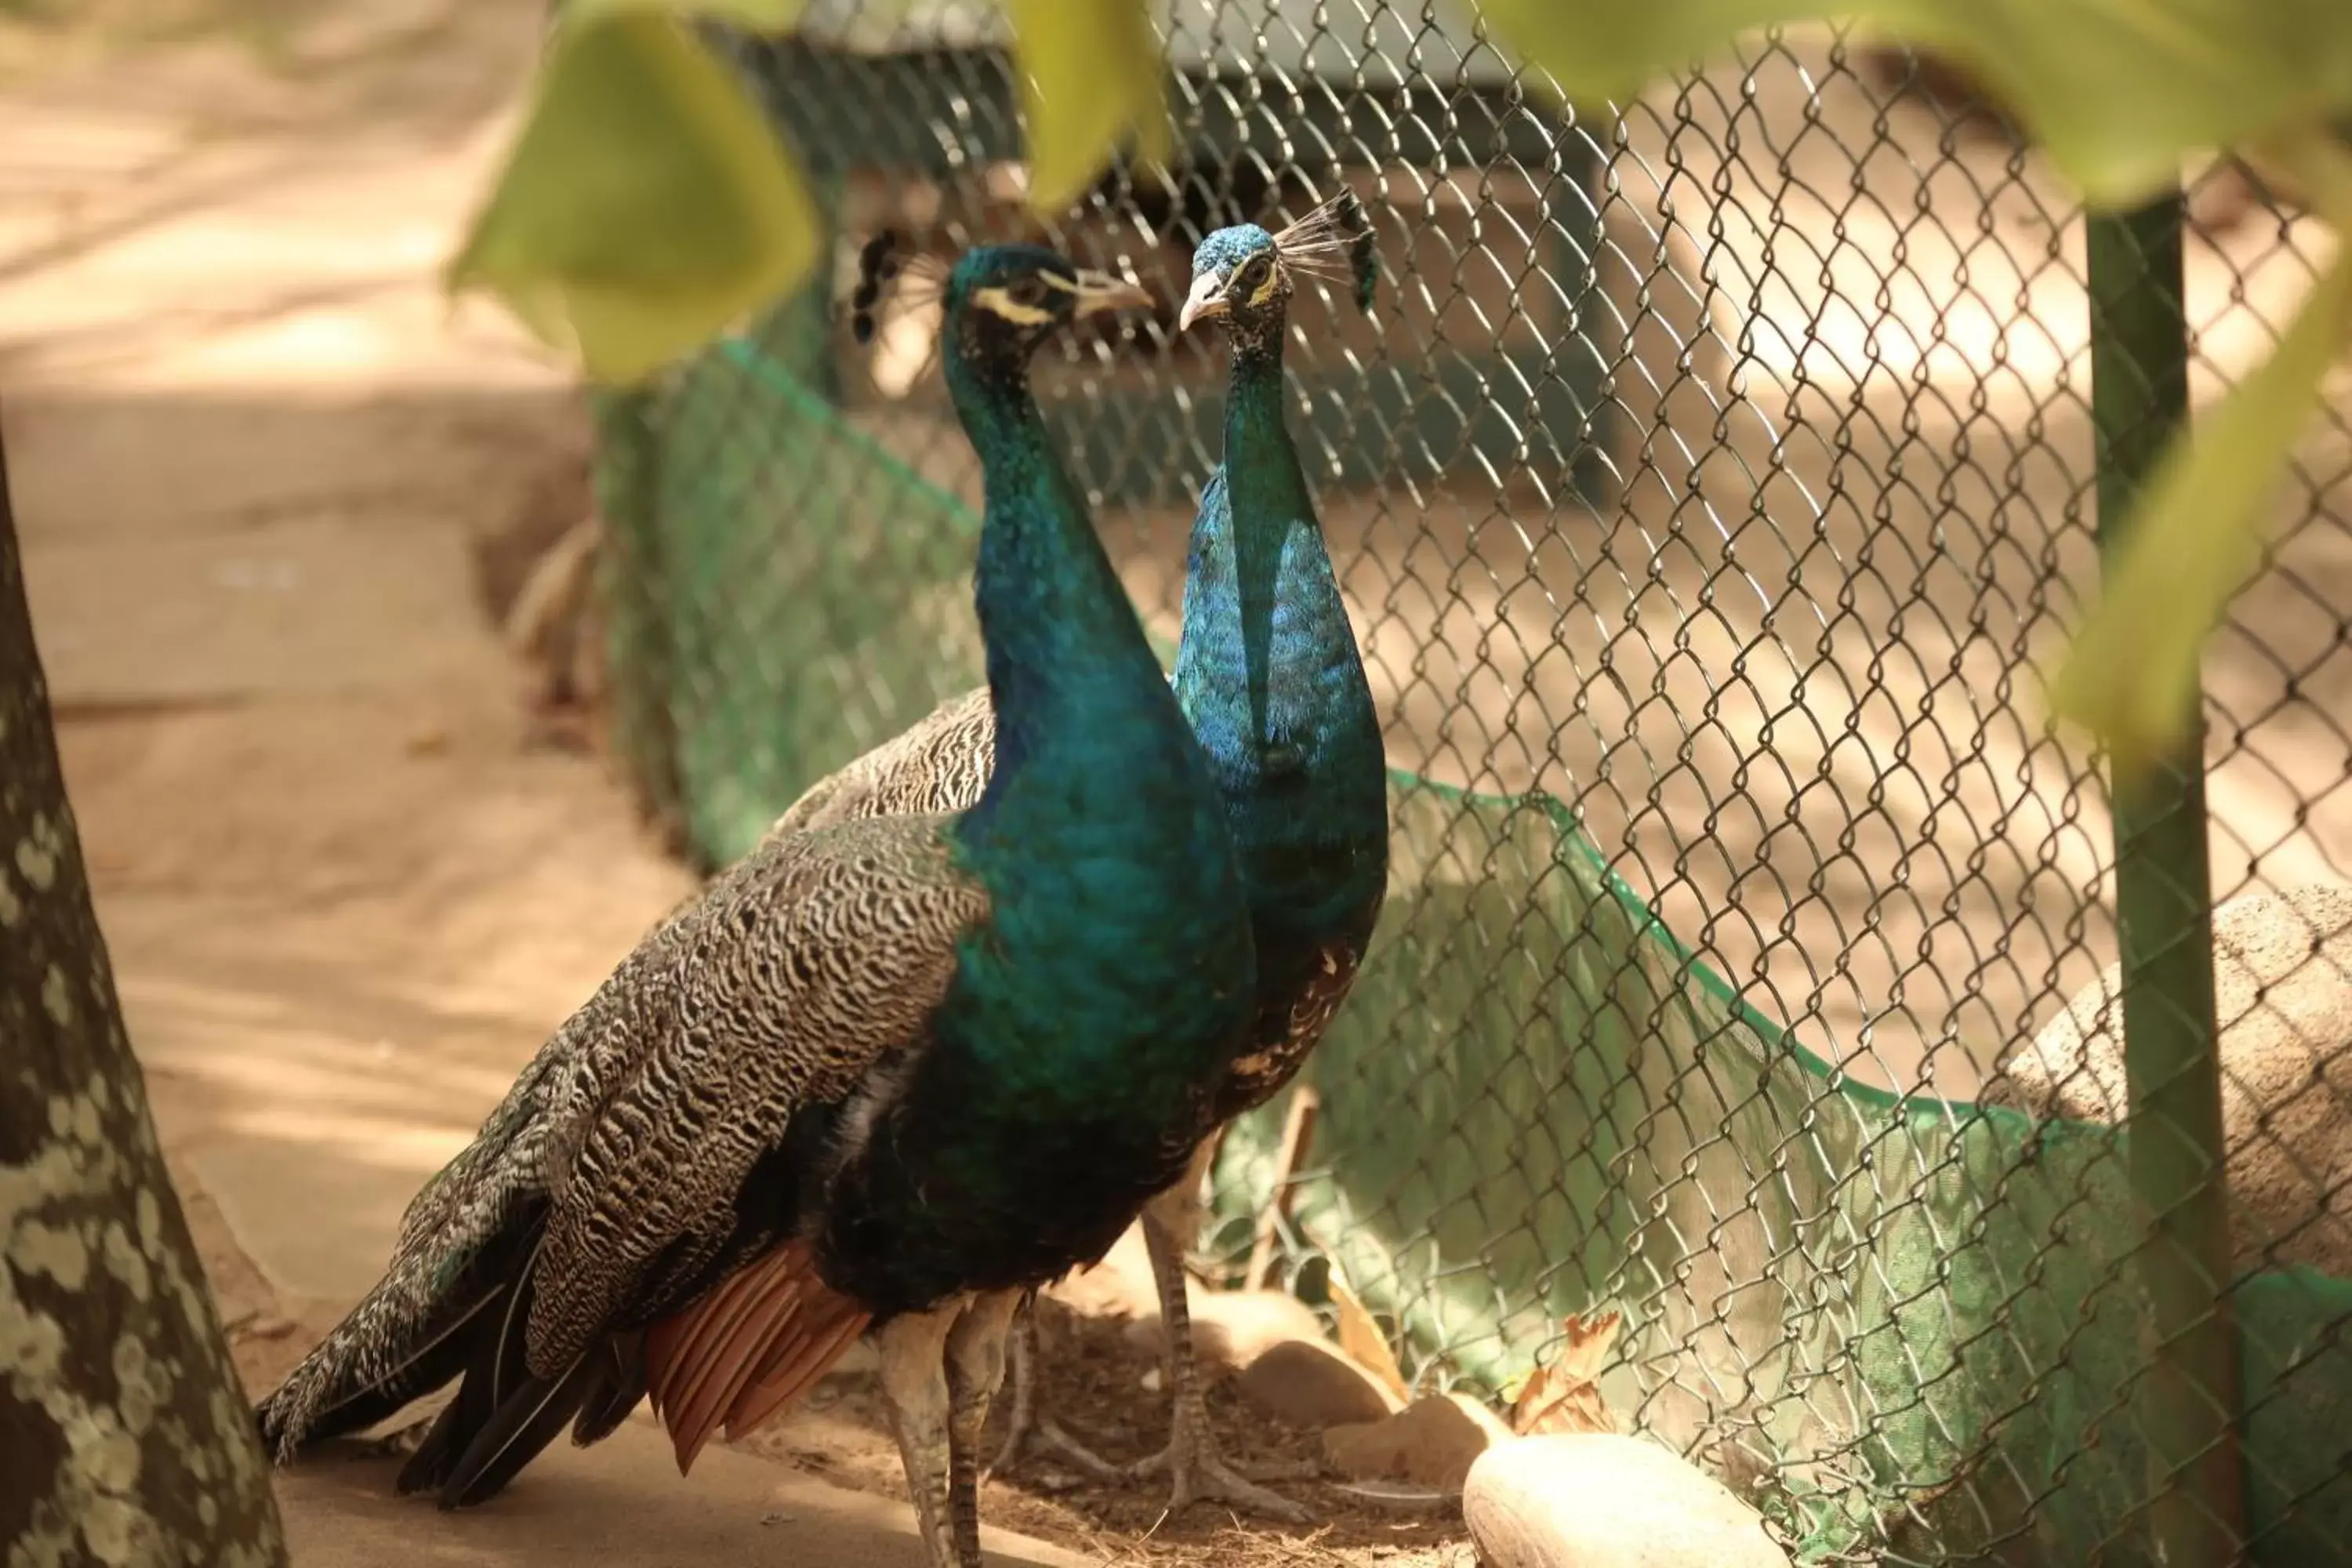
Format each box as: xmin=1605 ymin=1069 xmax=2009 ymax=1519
xmin=1208 ymin=782 xmax=2352 ymax=1563
xmin=597 ymin=333 xmax=2352 ymax=1567
xmin=641 ymin=318 xmax=985 ymax=863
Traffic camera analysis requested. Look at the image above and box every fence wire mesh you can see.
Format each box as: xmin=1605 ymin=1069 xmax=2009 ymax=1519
xmin=583 ymin=6 xmax=2352 ymax=1563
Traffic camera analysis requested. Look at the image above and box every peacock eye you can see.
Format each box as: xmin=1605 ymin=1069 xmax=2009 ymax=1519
xmin=1237 ymin=253 xmax=1275 ymax=291
xmin=1007 ymin=277 xmax=1050 ymax=310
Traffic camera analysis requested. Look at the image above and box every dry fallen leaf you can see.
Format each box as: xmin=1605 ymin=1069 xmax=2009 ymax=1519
xmin=1509 ymin=1310 xmax=1622 ymax=1436
xmin=1327 ymin=1273 xmax=1411 ymax=1405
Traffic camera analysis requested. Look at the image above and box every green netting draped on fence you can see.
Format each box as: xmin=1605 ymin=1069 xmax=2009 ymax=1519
xmin=596 ymin=322 xmax=2352 ymax=1566
xmin=635 ymin=321 xmax=982 ymax=862
xmin=1212 ymin=779 xmax=2352 ymax=1563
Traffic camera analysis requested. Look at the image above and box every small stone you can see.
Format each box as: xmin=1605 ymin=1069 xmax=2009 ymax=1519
xmin=1323 ymin=1392 xmax=1512 ymax=1492
xmin=1465 ymin=1434 xmax=1790 ymax=1568
xmin=1047 ymin=1222 xmax=1159 ymax=1319
xmin=1121 ymin=1288 xmax=1327 ymax=1373
xmin=1235 ymin=1338 xmax=1403 ymax=1430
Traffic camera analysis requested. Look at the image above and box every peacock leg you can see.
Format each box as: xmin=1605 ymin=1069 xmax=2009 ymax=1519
xmin=943 ymin=1289 xmax=1022 ymax=1568
xmin=874 ymin=1305 xmax=964 ymax=1568
xmin=1124 ymin=1169 xmax=1315 ymax=1523
xmin=984 ymin=1309 xmax=1034 ymax=1476
xmin=986 ymin=1309 xmax=1126 ymax=1482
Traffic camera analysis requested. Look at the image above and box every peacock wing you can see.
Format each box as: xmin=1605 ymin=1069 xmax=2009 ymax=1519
xmin=761 ymin=685 xmax=998 ymax=844
xmin=517 ymin=813 xmax=990 ymax=1383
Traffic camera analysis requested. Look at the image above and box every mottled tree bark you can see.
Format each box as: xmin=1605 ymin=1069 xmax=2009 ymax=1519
xmin=0 ymin=412 xmax=290 ymax=1565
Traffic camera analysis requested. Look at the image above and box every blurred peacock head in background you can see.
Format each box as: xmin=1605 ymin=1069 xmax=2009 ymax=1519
xmin=853 ymin=236 xmax=1152 ymax=368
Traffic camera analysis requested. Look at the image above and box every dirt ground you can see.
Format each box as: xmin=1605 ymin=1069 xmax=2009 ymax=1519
xmin=739 ymin=1298 xmax=1475 ymax=1568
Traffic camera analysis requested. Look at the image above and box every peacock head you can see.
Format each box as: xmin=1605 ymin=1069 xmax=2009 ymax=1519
xmin=1179 ymin=193 xmax=1379 ymax=339
xmin=855 ymin=238 xmax=1152 ymax=373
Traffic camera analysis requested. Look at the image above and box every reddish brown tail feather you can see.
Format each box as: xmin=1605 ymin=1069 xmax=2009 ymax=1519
xmin=644 ymin=1241 xmax=872 ymax=1472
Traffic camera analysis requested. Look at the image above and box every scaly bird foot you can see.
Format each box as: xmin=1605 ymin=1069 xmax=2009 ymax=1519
xmin=1015 ymin=1418 xmax=1131 ymax=1485
xmin=1121 ymin=1176 xmax=1316 ymax=1523
xmin=1127 ymin=1409 xmax=1316 ymax=1524
xmin=985 ymin=1315 xmax=1126 ymax=1484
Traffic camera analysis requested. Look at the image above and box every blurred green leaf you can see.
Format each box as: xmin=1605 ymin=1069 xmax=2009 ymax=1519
xmin=448 ymin=9 xmax=818 ymax=385
xmin=1482 ymin=0 xmax=2352 ymax=208
xmin=1007 ymin=0 xmax=1169 ymax=213
xmin=2049 ymin=225 xmax=2352 ymax=777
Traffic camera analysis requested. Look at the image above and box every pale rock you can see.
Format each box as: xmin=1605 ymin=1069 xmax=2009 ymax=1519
xmin=1464 ymin=1433 xmax=1789 ymax=1568
xmin=1044 ymin=1221 xmax=1159 ymax=1319
xmin=1120 ymin=1289 xmax=1327 ymax=1373
xmin=1323 ymin=1392 xmax=1512 ymax=1491
xmin=1983 ymin=885 xmax=2352 ymax=1275
xmin=1235 ymin=1338 xmax=1403 ymax=1429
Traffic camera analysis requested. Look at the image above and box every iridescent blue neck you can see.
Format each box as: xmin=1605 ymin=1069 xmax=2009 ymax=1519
xmin=945 ymin=346 xmax=1181 ymax=848
xmin=1175 ymin=314 xmax=1386 ymax=869
xmin=1221 ymin=336 xmax=1296 ymax=735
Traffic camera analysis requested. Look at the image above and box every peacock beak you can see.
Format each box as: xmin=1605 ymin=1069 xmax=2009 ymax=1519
xmin=1178 ymin=270 xmax=1232 ymax=333
xmin=1070 ymin=269 xmax=1156 ymax=317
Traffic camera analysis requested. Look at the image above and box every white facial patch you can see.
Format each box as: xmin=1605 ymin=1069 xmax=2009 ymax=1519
xmin=1178 ymin=270 xmax=1229 ymax=331
xmin=971 ymin=285 xmax=1056 ymax=326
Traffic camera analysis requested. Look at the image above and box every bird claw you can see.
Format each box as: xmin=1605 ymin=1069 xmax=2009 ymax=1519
xmin=988 ymin=1404 xmax=1127 ymax=1486
xmin=1028 ymin=1420 xmax=1129 ymax=1485
xmin=1127 ymin=1428 xmax=1315 ymax=1524
xmin=988 ymin=1370 xmax=1308 ymax=1523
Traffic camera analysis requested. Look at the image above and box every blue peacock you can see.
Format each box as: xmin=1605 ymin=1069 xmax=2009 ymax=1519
xmin=763 ymin=196 xmax=1392 ymax=1520
xmin=252 ymin=243 xmax=1258 ymax=1568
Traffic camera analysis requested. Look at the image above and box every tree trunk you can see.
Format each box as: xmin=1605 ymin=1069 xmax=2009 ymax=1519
xmin=0 ymin=410 xmax=290 ymax=1565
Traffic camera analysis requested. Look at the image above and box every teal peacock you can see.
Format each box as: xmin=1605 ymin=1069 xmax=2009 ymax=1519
xmin=252 ymin=244 xmax=1258 ymax=1568
xmin=760 ymin=196 xmax=1392 ymax=1521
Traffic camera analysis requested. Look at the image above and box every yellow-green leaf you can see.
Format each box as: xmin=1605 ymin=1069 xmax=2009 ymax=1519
xmin=1006 ymin=0 xmax=1169 ymax=213
xmin=448 ymin=10 xmax=819 ymax=385
xmin=1479 ymin=0 xmax=2352 ymax=209
xmin=2049 ymin=232 xmax=2352 ymax=778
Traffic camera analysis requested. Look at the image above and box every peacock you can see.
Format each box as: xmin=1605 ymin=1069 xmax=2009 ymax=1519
xmin=252 ymin=243 xmax=1259 ymax=1568
xmin=758 ymin=196 xmax=1391 ymax=1521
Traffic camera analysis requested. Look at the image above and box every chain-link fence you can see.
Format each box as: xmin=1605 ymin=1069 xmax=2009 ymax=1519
xmin=584 ymin=6 xmax=2352 ymax=1563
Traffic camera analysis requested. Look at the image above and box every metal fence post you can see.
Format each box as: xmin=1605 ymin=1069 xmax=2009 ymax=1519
xmin=2084 ymin=194 xmax=2248 ymax=1563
